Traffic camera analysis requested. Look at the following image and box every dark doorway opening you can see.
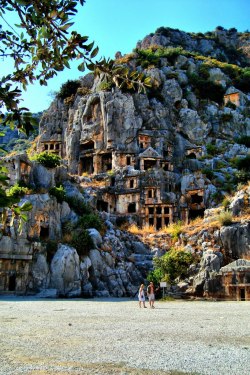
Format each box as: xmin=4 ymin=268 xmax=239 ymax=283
xmin=191 ymin=194 xmax=203 ymax=204
xmin=40 ymin=226 xmax=49 ymax=241
xmin=156 ymin=217 xmax=162 ymax=230
xmin=189 ymin=209 xmax=205 ymax=220
xmin=80 ymin=140 xmax=94 ymax=152
xmin=186 ymin=153 xmax=196 ymax=159
xmin=164 ymin=217 xmax=169 ymax=226
xmin=148 ymin=207 xmax=154 ymax=214
xmin=79 ymin=156 xmax=94 ymax=174
xmin=128 ymin=202 xmax=136 ymax=213
xmin=97 ymin=200 xmax=108 ymax=212
xmin=102 ymin=153 xmax=112 ymax=172
xmin=156 ymin=206 xmax=162 ymax=215
xmin=144 ymin=159 xmax=157 ymax=170
xmin=9 ymin=274 xmax=16 ymax=291
xmin=240 ymin=288 xmax=245 ymax=301
xmin=149 ymin=218 xmax=154 ymax=226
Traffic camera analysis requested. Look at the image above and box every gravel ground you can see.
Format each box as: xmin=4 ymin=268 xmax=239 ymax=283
xmin=0 ymin=296 xmax=250 ymax=375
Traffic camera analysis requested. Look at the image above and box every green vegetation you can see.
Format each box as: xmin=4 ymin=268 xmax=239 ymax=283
xmin=97 ymin=80 xmax=113 ymax=91
xmin=147 ymin=268 xmax=164 ymax=286
xmin=62 ymin=197 xmax=105 ymax=256
xmin=235 ymin=155 xmax=250 ymax=171
xmin=0 ymin=165 xmax=32 ymax=233
xmin=31 ymin=152 xmax=61 ymax=168
xmin=153 ymin=248 xmax=193 ymax=285
xmin=65 ymin=196 xmax=92 ymax=216
xmin=206 ymin=143 xmax=218 ymax=156
xmin=135 ymin=46 xmax=187 ymax=67
xmin=188 ymin=73 xmax=225 ymax=104
xmin=166 ymin=221 xmax=183 ymax=242
xmin=201 ymin=168 xmax=214 ymax=180
xmin=71 ymin=229 xmax=94 ymax=257
xmin=57 ymin=80 xmax=81 ymax=100
xmin=49 ymin=185 xmax=66 ymax=203
xmin=217 ymin=210 xmax=233 ymax=226
xmin=222 ymin=197 xmax=230 ymax=209
xmin=7 ymin=183 xmax=29 ymax=199
xmin=235 ymin=135 xmax=250 ymax=147
xmin=78 ymin=213 xmax=103 ymax=232
xmin=233 ymin=155 xmax=250 ymax=183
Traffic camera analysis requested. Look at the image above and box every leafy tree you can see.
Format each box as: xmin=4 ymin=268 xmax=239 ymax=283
xmin=153 ymin=248 xmax=193 ymax=285
xmin=0 ymin=0 xmax=151 ymax=134
xmin=0 ymin=1 xmax=151 ymax=227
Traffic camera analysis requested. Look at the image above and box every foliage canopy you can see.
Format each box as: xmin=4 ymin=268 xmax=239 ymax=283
xmin=153 ymin=249 xmax=193 ymax=285
xmin=0 ymin=0 xmax=151 ymax=134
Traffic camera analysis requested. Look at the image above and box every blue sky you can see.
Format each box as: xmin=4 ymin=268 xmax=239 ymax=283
xmin=3 ymin=0 xmax=250 ymax=113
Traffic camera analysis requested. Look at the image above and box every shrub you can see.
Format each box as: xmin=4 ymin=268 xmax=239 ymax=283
xmin=235 ymin=135 xmax=250 ymax=148
xmin=217 ymin=210 xmax=233 ymax=226
xmin=65 ymin=196 xmax=92 ymax=216
xmin=49 ymin=185 xmax=66 ymax=203
xmin=146 ymin=268 xmax=164 ymax=286
xmin=166 ymin=221 xmax=183 ymax=242
xmin=188 ymin=73 xmax=225 ymax=104
xmin=206 ymin=143 xmax=218 ymax=156
xmin=7 ymin=183 xmax=29 ymax=198
xmin=222 ymin=197 xmax=230 ymax=209
xmin=57 ymin=80 xmax=81 ymax=99
xmin=201 ymin=168 xmax=214 ymax=180
xmin=71 ymin=229 xmax=94 ymax=256
xmin=32 ymin=152 xmax=61 ymax=168
xmin=234 ymin=170 xmax=250 ymax=183
xmin=78 ymin=213 xmax=103 ymax=232
xmin=153 ymin=248 xmax=193 ymax=284
xmin=235 ymin=155 xmax=250 ymax=171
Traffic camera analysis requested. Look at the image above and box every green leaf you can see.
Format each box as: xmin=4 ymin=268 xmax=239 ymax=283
xmin=90 ymin=46 xmax=99 ymax=58
xmin=78 ymin=62 xmax=85 ymax=72
xmin=60 ymin=22 xmax=74 ymax=31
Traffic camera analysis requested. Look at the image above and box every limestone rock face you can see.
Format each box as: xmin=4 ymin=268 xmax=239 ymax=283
xmin=219 ymin=223 xmax=250 ymax=259
xmin=50 ymin=244 xmax=81 ymax=297
xmin=179 ymin=109 xmax=211 ymax=142
xmin=31 ymin=253 xmax=50 ymax=290
xmin=1 ymin=26 xmax=250 ymax=300
xmin=31 ymin=163 xmax=55 ymax=190
xmin=192 ymin=250 xmax=222 ymax=296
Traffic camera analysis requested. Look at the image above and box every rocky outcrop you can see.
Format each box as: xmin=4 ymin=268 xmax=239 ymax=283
xmin=219 ymin=222 xmax=250 ymax=259
xmin=1 ymin=26 xmax=250 ymax=299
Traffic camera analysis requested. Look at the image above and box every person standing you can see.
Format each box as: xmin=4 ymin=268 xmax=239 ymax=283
xmin=138 ymin=284 xmax=147 ymax=308
xmin=147 ymin=281 xmax=155 ymax=308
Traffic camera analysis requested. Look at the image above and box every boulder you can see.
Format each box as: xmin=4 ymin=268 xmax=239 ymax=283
xmin=50 ymin=244 xmax=81 ymax=296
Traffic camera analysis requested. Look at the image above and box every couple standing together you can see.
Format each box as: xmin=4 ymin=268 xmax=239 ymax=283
xmin=138 ymin=282 xmax=155 ymax=308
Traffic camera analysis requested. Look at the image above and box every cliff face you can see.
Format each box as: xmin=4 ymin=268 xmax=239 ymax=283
xmin=137 ymin=26 xmax=250 ymax=65
xmin=1 ymin=27 xmax=250 ymax=299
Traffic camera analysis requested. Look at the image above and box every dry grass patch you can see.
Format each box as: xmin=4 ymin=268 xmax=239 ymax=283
xmin=128 ymin=224 xmax=156 ymax=235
